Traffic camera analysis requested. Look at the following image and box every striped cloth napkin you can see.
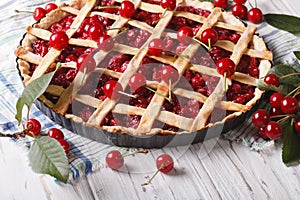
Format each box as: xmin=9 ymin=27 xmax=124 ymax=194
xmin=0 ymin=0 xmax=300 ymax=180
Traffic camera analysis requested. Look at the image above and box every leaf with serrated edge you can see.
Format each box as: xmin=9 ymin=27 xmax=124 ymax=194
xmin=265 ymin=14 xmax=300 ymax=33
xmin=282 ymin=120 xmax=300 ymax=166
xmin=28 ymin=136 xmax=70 ymax=183
xmin=15 ymin=63 xmax=61 ymax=125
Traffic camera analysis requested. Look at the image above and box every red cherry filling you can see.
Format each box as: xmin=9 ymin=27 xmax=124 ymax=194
xmin=103 ymin=80 xmax=123 ymax=99
xmin=120 ymin=1 xmax=136 ymax=18
xmin=148 ymin=38 xmax=164 ymax=56
xmin=161 ymin=0 xmax=176 ymax=11
xmin=177 ymin=26 xmax=193 ymax=44
xmin=98 ymin=35 xmax=115 ymax=51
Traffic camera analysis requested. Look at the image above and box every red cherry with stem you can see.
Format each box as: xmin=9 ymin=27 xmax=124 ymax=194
xmin=77 ymin=54 xmax=96 ymax=73
xmin=264 ymin=74 xmax=280 ymax=87
xmin=295 ymin=120 xmax=300 ymax=134
xmin=252 ymin=109 xmax=270 ymax=128
xmin=88 ymin=24 xmax=103 ymax=41
xmin=156 ymin=154 xmax=174 ymax=173
xmin=177 ymin=26 xmax=193 ymax=44
xmin=201 ymin=28 xmax=218 ymax=46
xmin=45 ymin=3 xmax=58 ymax=13
xmin=129 ymin=73 xmax=147 ymax=92
xmin=47 ymin=128 xmax=64 ymax=140
xmin=103 ymin=80 xmax=123 ymax=99
xmin=161 ymin=65 xmax=179 ymax=84
xmin=26 ymin=118 xmax=41 ymax=136
xmin=106 ymin=150 xmax=124 ymax=170
xmin=216 ymin=58 xmax=236 ymax=77
xmin=58 ymin=139 xmax=70 ymax=154
xmin=120 ymin=1 xmax=135 ymax=18
xmin=213 ymin=0 xmax=228 ymax=9
xmin=248 ymin=8 xmax=263 ymax=24
xmin=269 ymin=93 xmax=283 ymax=109
xmin=264 ymin=121 xmax=283 ymax=140
xmin=49 ymin=31 xmax=69 ymax=50
xmin=270 ymin=107 xmax=284 ymax=121
xmin=280 ymin=96 xmax=298 ymax=114
xmin=161 ymin=0 xmax=176 ymax=11
xmin=231 ymin=4 xmax=247 ymax=19
xmin=98 ymin=35 xmax=114 ymax=52
xmin=33 ymin=7 xmax=46 ymax=21
xmin=233 ymin=0 xmax=246 ymax=4
xmin=148 ymin=38 xmax=164 ymax=56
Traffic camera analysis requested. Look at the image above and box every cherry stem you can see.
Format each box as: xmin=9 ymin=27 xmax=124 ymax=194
xmin=168 ymin=79 xmax=172 ymax=101
xmin=94 ymin=6 xmax=120 ymax=10
xmin=286 ymin=85 xmax=300 ymax=97
xmin=141 ymin=164 xmax=164 ymax=186
xmin=118 ymin=91 xmax=139 ymax=98
xmin=80 ymin=67 xmax=88 ymax=86
xmin=106 ymin=27 xmax=128 ymax=33
xmin=279 ymin=72 xmax=300 ymax=80
xmin=14 ymin=9 xmax=34 ymax=14
xmin=248 ymin=0 xmax=254 ymax=8
xmin=122 ymin=149 xmax=149 ymax=157
xmin=270 ymin=114 xmax=295 ymax=119
xmin=145 ymin=86 xmax=171 ymax=102
xmin=277 ymin=115 xmax=291 ymax=125
xmin=223 ymin=72 xmax=227 ymax=91
xmin=163 ymin=50 xmax=189 ymax=59
xmin=192 ymin=37 xmax=210 ymax=51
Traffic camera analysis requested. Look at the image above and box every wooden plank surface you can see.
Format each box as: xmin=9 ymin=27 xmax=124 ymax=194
xmin=1 ymin=0 xmax=300 ymax=199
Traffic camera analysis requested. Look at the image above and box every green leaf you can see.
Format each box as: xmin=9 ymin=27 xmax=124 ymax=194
xmin=28 ymin=136 xmax=70 ymax=183
xmin=256 ymin=78 xmax=294 ymax=96
xmin=15 ymin=63 xmax=60 ymax=124
xmin=282 ymin=120 xmax=300 ymax=166
xmin=294 ymin=51 xmax=300 ymax=60
xmin=264 ymin=14 xmax=300 ymax=33
xmin=268 ymin=64 xmax=300 ymax=86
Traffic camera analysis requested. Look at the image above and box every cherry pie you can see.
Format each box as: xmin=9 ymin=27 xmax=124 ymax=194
xmin=15 ymin=0 xmax=272 ymax=146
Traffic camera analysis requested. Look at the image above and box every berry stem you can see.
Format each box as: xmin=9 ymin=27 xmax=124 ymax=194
xmin=106 ymin=27 xmax=128 ymax=32
xmin=286 ymin=85 xmax=300 ymax=97
xmin=223 ymin=72 xmax=227 ymax=91
xmin=277 ymin=115 xmax=292 ymax=125
xmin=118 ymin=91 xmax=139 ymax=98
xmin=168 ymin=79 xmax=172 ymax=101
xmin=145 ymin=86 xmax=171 ymax=102
xmin=14 ymin=9 xmax=34 ymax=14
xmin=122 ymin=149 xmax=149 ymax=157
xmin=163 ymin=50 xmax=189 ymax=59
xmin=192 ymin=37 xmax=210 ymax=51
xmin=279 ymin=72 xmax=300 ymax=80
xmin=141 ymin=164 xmax=164 ymax=186
xmin=95 ymin=6 xmax=120 ymax=10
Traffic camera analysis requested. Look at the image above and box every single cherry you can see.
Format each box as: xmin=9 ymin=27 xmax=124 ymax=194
xmin=47 ymin=128 xmax=64 ymax=140
xmin=269 ymin=93 xmax=283 ymax=109
xmin=264 ymin=121 xmax=283 ymax=140
xmin=58 ymin=139 xmax=70 ymax=154
xmin=258 ymin=127 xmax=268 ymax=139
xmin=88 ymin=24 xmax=103 ymax=41
xmin=231 ymin=4 xmax=247 ymax=19
xmin=177 ymin=26 xmax=193 ymax=44
xmin=120 ymin=1 xmax=135 ymax=18
xmin=106 ymin=150 xmax=124 ymax=170
xmin=129 ymin=73 xmax=147 ymax=92
xmin=49 ymin=31 xmax=69 ymax=50
xmin=156 ymin=154 xmax=174 ymax=173
xmin=216 ymin=58 xmax=236 ymax=77
xmin=213 ymin=0 xmax=228 ymax=9
xmin=201 ymin=28 xmax=218 ymax=46
xmin=252 ymin=109 xmax=270 ymax=128
xmin=148 ymin=38 xmax=164 ymax=56
xmin=77 ymin=54 xmax=97 ymax=73
xmin=33 ymin=7 xmax=46 ymax=21
xmin=26 ymin=118 xmax=41 ymax=136
xmin=264 ymin=74 xmax=280 ymax=87
xmin=295 ymin=120 xmax=300 ymax=134
xmin=98 ymin=35 xmax=114 ymax=52
xmin=103 ymin=80 xmax=123 ymax=99
xmin=45 ymin=3 xmax=58 ymax=13
xmin=248 ymin=8 xmax=263 ymax=24
xmin=233 ymin=0 xmax=247 ymax=3
xmin=161 ymin=0 xmax=176 ymax=11
xmin=280 ymin=96 xmax=298 ymax=114
xmin=161 ymin=65 xmax=179 ymax=84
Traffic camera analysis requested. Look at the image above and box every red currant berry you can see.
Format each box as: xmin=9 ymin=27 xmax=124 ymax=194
xmin=231 ymin=4 xmax=247 ymax=19
xmin=47 ymin=128 xmax=64 ymax=140
xmin=49 ymin=31 xmax=69 ymax=50
xmin=233 ymin=0 xmax=246 ymax=4
xmin=33 ymin=7 xmax=46 ymax=21
xmin=120 ymin=1 xmax=135 ymax=18
xmin=161 ymin=0 xmax=176 ymax=11
xmin=216 ymin=58 xmax=236 ymax=77
xmin=258 ymin=127 xmax=268 ymax=140
xmin=106 ymin=150 xmax=124 ymax=170
xmin=295 ymin=120 xmax=300 ymax=134
xmin=103 ymin=80 xmax=123 ymax=99
xmin=161 ymin=65 xmax=179 ymax=84
xmin=77 ymin=54 xmax=96 ymax=73
xmin=88 ymin=24 xmax=103 ymax=41
xmin=201 ymin=28 xmax=218 ymax=46
xmin=280 ymin=96 xmax=298 ymax=114
xmin=264 ymin=121 xmax=283 ymax=140
xmin=58 ymin=139 xmax=70 ymax=154
xmin=129 ymin=73 xmax=147 ymax=92
xmin=98 ymin=35 xmax=115 ymax=52
xmin=269 ymin=93 xmax=283 ymax=109
xmin=248 ymin=8 xmax=263 ymax=24
xmin=229 ymin=33 xmax=241 ymax=44
xmin=252 ymin=109 xmax=270 ymax=128
xmin=26 ymin=119 xmax=41 ymax=136
xmin=156 ymin=154 xmax=174 ymax=174
xmin=177 ymin=26 xmax=193 ymax=44
xmin=148 ymin=38 xmax=164 ymax=56
xmin=264 ymin=74 xmax=280 ymax=87
xmin=45 ymin=3 xmax=58 ymax=13
xmin=214 ymin=0 xmax=228 ymax=9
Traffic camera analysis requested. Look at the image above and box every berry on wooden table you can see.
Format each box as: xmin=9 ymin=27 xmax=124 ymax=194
xmin=156 ymin=154 xmax=174 ymax=173
xmin=106 ymin=150 xmax=124 ymax=170
xmin=33 ymin=7 xmax=46 ymax=21
xmin=47 ymin=128 xmax=64 ymax=140
xmin=49 ymin=31 xmax=69 ymax=50
xmin=252 ymin=109 xmax=270 ymax=128
xmin=248 ymin=8 xmax=263 ymax=24
xmin=161 ymin=0 xmax=176 ymax=11
xmin=120 ymin=1 xmax=136 ymax=18
xmin=26 ymin=118 xmax=41 ymax=136
xmin=88 ymin=24 xmax=103 ymax=41
xmin=103 ymin=80 xmax=123 ymax=99
xmin=264 ymin=121 xmax=283 ymax=140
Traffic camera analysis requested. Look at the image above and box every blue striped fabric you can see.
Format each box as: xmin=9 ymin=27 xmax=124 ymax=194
xmin=0 ymin=0 xmax=300 ymax=180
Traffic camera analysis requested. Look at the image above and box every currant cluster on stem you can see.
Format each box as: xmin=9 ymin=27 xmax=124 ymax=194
xmin=26 ymin=119 xmax=70 ymax=154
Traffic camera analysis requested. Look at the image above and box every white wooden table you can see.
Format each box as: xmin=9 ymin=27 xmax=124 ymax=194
xmin=1 ymin=0 xmax=300 ymax=199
